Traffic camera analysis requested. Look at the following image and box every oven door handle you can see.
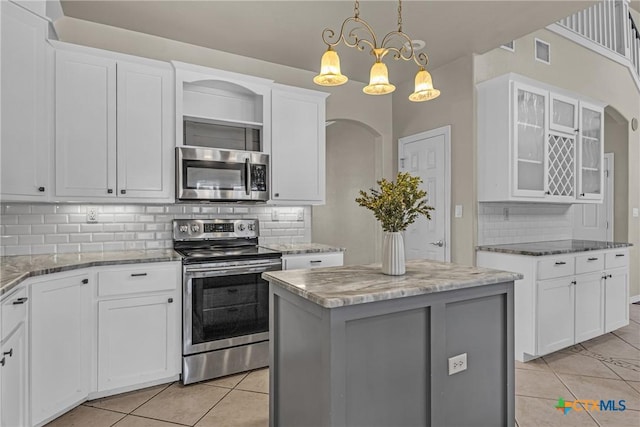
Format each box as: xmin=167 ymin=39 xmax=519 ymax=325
xmin=185 ymin=261 xmax=281 ymax=277
xmin=245 ymin=158 xmax=251 ymax=196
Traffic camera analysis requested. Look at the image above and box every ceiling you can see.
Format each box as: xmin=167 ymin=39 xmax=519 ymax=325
xmin=61 ymin=1 xmax=603 ymax=83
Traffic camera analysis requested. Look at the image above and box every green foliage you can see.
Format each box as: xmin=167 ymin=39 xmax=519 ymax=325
xmin=355 ymin=172 xmax=435 ymax=232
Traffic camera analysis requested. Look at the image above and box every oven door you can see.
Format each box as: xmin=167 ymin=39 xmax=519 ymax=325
xmin=176 ymin=146 xmax=269 ymax=202
xmin=183 ymin=259 xmax=281 ymax=355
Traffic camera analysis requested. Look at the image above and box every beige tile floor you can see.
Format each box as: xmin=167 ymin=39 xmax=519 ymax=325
xmin=47 ymin=305 xmax=640 ymax=427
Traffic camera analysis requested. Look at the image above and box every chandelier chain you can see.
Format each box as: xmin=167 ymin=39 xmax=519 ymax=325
xmin=354 ymin=0 xmax=360 ymax=19
xmin=398 ymin=0 xmax=403 ymax=32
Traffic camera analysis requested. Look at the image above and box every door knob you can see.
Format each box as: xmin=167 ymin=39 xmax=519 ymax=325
xmin=430 ymin=240 xmax=444 ymax=247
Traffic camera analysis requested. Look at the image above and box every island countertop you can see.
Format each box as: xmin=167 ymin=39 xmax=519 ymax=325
xmin=0 ymin=249 xmax=182 ymax=296
xmin=262 ymin=259 xmax=523 ymax=308
xmin=259 ymin=242 xmax=345 ymax=255
xmin=476 ymin=239 xmax=632 ymax=256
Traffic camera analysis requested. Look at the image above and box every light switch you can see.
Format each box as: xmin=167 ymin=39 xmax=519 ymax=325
xmin=454 ymin=205 xmax=463 ymax=218
xmin=633 ymin=208 xmax=639 ymax=218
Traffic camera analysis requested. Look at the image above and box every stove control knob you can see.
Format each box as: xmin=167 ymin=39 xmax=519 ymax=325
xmin=191 ymin=225 xmax=200 ymax=233
xmin=179 ymin=225 xmax=188 ymax=233
xmin=247 ymin=223 xmax=255 ymax=231
xmin=237 ymin=224 xmax=246 ymax=231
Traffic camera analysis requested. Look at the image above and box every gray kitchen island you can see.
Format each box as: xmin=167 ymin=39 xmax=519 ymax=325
xmin=263 ymin=259 xmax=523 ymax=427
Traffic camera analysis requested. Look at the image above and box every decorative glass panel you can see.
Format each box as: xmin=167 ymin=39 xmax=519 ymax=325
xmin=580 ymin=108 xmax=602 ymax=196
xmin=552 ymin=99 xmax=575 ymax=129
xmin=547 ymin=134 xmax=575 ymax=197
xmin=515 ymin=88 xmax=546 ymax=193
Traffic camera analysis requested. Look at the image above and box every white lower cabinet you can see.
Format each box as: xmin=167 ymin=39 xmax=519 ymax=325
xmin=31 ymin=272 xmax=91 ymax=426
xmin=477 ymin=247 xmax=629 ymax=361
xmin=1 ymin=286 xmax=29 ymax=427
xmin=96 ymin=262 xmax=180 ymax=392
xmin=282 ymin=252 xmax=344 ymax=270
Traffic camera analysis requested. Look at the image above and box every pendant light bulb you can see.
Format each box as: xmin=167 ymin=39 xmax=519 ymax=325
xmin=313 ymin=46 xmax=349 ymax=86
xmin=409 ymin=67 xmax=440 ymax=102
xmin=363 ymin=60 xmax=395 ymax=95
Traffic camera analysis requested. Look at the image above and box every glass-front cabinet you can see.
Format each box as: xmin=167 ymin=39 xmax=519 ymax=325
xmin=578 ymin=103 xmax=603 ymax=200
xmin=550 ymin=93 xmax=578 ymax=134
xmin=513 ymin=83 xmax=547 ymax=197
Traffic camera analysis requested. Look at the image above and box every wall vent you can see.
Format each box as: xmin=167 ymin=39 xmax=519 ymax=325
xmin=535 ymin=38 xmax=551 ymax=64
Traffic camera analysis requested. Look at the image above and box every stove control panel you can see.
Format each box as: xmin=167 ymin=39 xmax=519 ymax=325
xmin=173 ymin=219 xmax=259 ymax=241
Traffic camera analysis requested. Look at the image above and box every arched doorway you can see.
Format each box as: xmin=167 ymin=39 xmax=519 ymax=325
xmin=312 ymin=119 xmax=383 ymax=265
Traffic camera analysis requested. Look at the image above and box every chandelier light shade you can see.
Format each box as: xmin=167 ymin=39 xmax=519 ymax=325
xmin=313 ymin=47 xmax=348 ymax=86
xmin=409 ymin=67 xmax=440 ymax=102
xmin=313 ymin=0 xmax=440 ymax=102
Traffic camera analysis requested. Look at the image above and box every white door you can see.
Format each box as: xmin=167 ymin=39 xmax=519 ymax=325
xmin=604 ymin=269 xmax=629 ymax=332
xmin=31 ymin=273 xmax=92 ymax=426
xmin=574 ymin=273 xmax=604 ymax=342
xmin=116 ymin=61 xmax=173 ymax=200
xmin=1 ymin=323 xmax=28 ymax=427
xmin=573 ymin=154 xmax=613 ymax=240
xmin=399 ymin=126 xmax=450 ymax=262
xmin=537 ymin=277 xmax=575 ymax=355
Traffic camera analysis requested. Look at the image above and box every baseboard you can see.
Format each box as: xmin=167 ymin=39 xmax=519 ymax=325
xmin=630 ymin=295 xmax=640 ymax=304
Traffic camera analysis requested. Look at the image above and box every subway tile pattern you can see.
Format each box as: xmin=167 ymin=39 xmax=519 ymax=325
xmin=0 ymin=204 xmax=311 ymax=256
xmin=478 ymin=202 xmax=574 ymax=245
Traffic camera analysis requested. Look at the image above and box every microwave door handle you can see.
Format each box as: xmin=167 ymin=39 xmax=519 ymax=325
xmin=245 ymin=158 xmax=251 ymax=196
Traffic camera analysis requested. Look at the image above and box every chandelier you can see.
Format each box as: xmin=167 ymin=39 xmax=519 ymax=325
xmin=313 ymin=0 xmax=440 ymax=102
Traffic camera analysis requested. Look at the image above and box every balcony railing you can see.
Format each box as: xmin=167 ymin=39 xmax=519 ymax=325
xmin=548 ymin=0 xmax=640 ymax=90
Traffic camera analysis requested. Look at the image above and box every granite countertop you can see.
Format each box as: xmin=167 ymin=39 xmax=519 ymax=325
xmin=476 ymin=239 xmax=633 ymax=256
xmin=262 ymin=259 xmax=522 ymax=308
xmin=259 ymin=243 xmax=345 ymax=255
xmin=0 ymin=249 xmax=182 ymax=296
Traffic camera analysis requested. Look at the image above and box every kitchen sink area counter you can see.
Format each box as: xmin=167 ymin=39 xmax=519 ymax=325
xmin=264 ymin=259 xmax=521 ymax=427
xmin=259 ymin=242 xmax=344 ymax=254
xmin=0 ymin=249 xmax=181 ymax=295
xmin=477 ymin=239 xmax=632 ymax=256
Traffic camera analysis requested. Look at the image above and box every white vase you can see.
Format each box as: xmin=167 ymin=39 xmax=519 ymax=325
xmin=382 ymin=232 xmax=405 ymax=275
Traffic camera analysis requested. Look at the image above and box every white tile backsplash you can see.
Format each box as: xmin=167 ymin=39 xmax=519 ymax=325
xmin=0 ymin=203 xmax=311 ymax=256
xmin=478 ymin=202 xmax=574 ymax=245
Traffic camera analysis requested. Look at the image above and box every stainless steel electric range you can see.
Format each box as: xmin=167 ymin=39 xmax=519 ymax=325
xmin=173 ymin=219 xmax=281 ymax=384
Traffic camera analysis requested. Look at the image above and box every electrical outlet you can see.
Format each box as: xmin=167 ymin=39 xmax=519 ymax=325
xmin=448 ymin=353 xmax=467 ymax=375
xmin=297 ymin=209 xmax=304 ymax=221
xmin=271 ymin=209 xmax=279 ymax=221
xmin=86 ymin=207 xmax=98 ymax=223
xmin=454 ymin=205 xmax=463 ymax=218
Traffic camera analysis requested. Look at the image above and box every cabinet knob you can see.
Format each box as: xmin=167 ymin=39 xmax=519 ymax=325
xmin=0 ymin=357 xmax=4 ymax=367
xmin=121 ymin=189 xmax=127 ymax=194
xmin=545 ymin=191 xmax=551 ymax=195
xmin=2 ymin=348 xmax=13 ymax=358
xmin=38 ymin=186 xmax=45 ymax=192
xmin=274 ymin=193 xmax=279 ymax=198
xmin=107 ymin=188 xmax=113 ymax=194
xmin=580 ymin=193 xmax=585 ymax=197
xmin=81 ymin=278 xmax=89 ymax=284
xmin=570 ymin=280 xmax=577 ymax=285
xmin=168 ymin=298 xmax=174 ymax=303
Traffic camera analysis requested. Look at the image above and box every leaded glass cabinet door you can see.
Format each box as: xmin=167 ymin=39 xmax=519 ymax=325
xmin=578 ymin=103 xmax=604 ymax=201
xmin=513 ymin=83 xmax=548 ymax=197
xmin=550 ymin=93 xmax=578 ymax=134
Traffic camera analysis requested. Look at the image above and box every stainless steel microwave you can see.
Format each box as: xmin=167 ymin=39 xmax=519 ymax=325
xmin=176 ymin=146 xmax=269 ymax=202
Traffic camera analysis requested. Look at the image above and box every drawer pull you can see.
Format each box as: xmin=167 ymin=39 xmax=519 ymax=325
xmin=12 ymin=297 xmax=28 ymax=305
xmin=587 ymin=257 xmax=599 ymax=261
xmin=2 ymin=348 xmax=13 ymax=358
xmin=555 ymin=261 xmax=567 ymax=266
xmin=309 ymin=260 xmax=323 ymax=264
xmin=131 ymin=273 xmax=148 ymax=277
xmin=615 ymin=254 xmax=625 ymax=257
xmin=168 ymin=298 xmax=174 ymax=303
xmin=81 ymin=279 xmax=89 ymax=285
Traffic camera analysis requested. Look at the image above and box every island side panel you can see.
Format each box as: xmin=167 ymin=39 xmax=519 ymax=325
xmin=269 ymin=286 xmax=331 ymax=427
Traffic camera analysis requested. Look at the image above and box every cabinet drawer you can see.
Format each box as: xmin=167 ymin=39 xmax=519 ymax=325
xmin=98 ymin=263 xmax=179 ymax=297
xmin=283 ymin=252 xmax=344 ymax=270
xmin=605 ymin=251 xmax=628 ymax=270
xmin=537 ymin=256 xmax=575 ymax=280
xmin=1 ymin=286 xmax=28 ymax=340
xmin=576 ymin=254 xmax=605 ymax=275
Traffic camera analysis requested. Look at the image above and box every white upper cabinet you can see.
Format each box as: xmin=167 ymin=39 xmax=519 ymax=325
xmin=1 ymin=0 xmax=52 ymax=201
xmin=477 ymin=73 xmax=605 ymax=204
xmin=577 ymin=102 xmax=604 ymax=201
xmin=54 ymin=43 xmax=174 ymax=202
xmin=271 ymin=84 xmax=329 ymax=205
xmin=173 ymin=62 xmax=273 ymax=153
